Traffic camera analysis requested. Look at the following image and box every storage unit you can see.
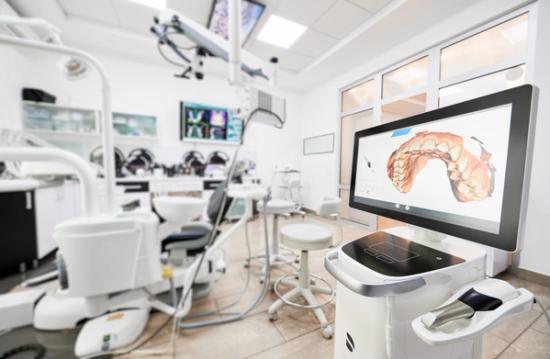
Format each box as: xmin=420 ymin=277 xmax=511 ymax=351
xmin=0 ymin=180 xmax=81 ymax=277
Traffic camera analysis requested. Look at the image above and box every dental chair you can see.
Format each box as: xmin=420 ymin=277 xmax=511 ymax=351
xmin=154 ymin=183 xmax=233 ymax=299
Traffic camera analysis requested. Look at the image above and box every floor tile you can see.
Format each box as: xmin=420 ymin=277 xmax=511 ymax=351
xmin=481 ymin=333 xmax=509 ymax=359
xmin=531 ymin=312 xmax=550 ymax=336
xmin=489 ymin=309 xmax=541 ymax=343
xmin=171 ymin=313 xmax=285 ymax=359
xmin=498 ymin=328 xmax=550 ymax=359
xmin=247 ymin=329 xmax=334 ymax=359
xmin=271 ymin=296 xmax=335 ymax=341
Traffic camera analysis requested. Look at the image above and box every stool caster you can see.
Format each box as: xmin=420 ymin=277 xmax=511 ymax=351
xmin=268 ymin=312 xmax=279 ymax=322
xmin=322 ymin=325 xmax=334 ymax=339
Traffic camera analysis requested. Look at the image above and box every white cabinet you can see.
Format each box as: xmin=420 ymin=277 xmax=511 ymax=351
xmin=34 ymin=181 xmax=81 ymax=258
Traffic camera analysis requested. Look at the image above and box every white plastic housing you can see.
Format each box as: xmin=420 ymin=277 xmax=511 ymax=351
xmin=0 ymin=289 xmax=44 ymax=331
xmin=74 ymin=308 xmax=149 ymax=357
xmin=412 ymin=282 xmax=534 ymax=345
xmin=153 ymin=196 xmax=206 ymax=224
xmin=54 ymin=211 xmax=161 ymax=297
xmin=332 ymin=226 xmax=487 ymax=359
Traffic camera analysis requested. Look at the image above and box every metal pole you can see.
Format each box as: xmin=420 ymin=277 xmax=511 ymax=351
xmin=228 ymin=0 xmax=242 ymax=86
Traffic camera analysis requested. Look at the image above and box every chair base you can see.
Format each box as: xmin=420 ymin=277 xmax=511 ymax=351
xmin=245 ymin=251 xmax=299 ymax=285
xmin=267 ymin=250 xmax=334 ymax=339
xmin=268 ymin=286 xmax=333 ymax=339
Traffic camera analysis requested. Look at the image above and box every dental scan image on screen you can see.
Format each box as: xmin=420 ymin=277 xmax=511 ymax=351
xmin=353 ymin=104 xmax=512 ymax=234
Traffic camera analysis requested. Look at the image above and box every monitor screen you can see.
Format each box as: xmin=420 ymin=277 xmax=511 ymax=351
xmin=180 ymin=102 xmax=242 ymax=144
xmin=208 ymin=0 xmax=266 ymax=46
xmin=350 ymin=85 xmax=534 ymax=251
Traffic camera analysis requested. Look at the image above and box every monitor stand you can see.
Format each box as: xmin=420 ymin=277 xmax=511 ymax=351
xmin=409 ymin=224 xmax=446 ymax=244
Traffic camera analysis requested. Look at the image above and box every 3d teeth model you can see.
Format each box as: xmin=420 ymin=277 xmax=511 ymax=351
xmin=386 ymin=131 xmax=496 ymax=202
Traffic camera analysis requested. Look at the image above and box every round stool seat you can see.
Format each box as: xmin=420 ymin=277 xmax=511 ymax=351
xmin=280 ymin=224 xmax=332 ymax=251
xmin=257 ymin=199 xmax=295 ymax=214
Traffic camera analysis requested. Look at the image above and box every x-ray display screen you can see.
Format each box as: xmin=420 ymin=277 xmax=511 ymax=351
xmin=350 ymin=85 xmax=534 ymax=251
xmin=353 ymin=104 xmax=512 ymax=234
xmin=181 ymin=102 xmax=242 ymax=144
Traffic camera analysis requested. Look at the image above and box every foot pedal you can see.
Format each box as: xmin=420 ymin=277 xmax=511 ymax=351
xmin=74 ymin=308 xmax=149 ymax=357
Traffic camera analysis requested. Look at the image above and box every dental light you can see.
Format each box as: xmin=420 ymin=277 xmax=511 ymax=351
xmin=59 ymin=57 xmax=89 ymax=80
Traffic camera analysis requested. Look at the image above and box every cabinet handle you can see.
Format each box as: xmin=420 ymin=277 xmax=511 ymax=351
xmin=25 ymin=191 xmax=33 ymax=210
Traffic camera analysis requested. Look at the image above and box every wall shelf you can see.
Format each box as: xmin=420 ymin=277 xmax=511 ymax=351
xmin=22 ymin=102 xmax=159 ymax=145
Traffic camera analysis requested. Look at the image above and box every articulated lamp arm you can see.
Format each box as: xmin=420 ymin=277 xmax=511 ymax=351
xmin=0 ymin=18 xmax=117 ymax=215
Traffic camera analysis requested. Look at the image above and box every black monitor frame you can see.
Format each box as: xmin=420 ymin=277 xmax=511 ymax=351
xmin=349 ymin=85 xmax=535 ymax=252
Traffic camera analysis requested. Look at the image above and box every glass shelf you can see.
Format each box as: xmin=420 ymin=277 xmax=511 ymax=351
xmin=112 ymin=112 xmax=157 ymax=137
xmin=22 ymin=102 xmax=98 ymax=135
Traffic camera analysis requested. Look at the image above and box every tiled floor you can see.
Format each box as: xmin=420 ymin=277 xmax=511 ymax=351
xmin=1 ymin=214 xmax=549 ymax=358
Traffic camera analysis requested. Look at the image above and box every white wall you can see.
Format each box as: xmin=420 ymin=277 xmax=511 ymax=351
xmin=299 ymin=0 xmax=550 ymax=275
xmin=0 ymin=47 xmax=302 ymax=186
xmin=0 ymin=2 xmax=31 ymax=130
xmin=300 ymin=84 xmax=340 ymax=209
xmin=518 ymin=0 xmax=550 ymax=276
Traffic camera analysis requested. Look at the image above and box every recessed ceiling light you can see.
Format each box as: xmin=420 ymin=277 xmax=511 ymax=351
xmin=256 ymin=15 xmax=306 ymax=49
xmin=128 ymin=0 xmax=166 ymax=10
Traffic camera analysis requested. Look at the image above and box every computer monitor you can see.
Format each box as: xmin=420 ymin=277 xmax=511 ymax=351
xmin=180 ymin=102 xmax=242 ymax=144
xmin=349 ymin=85 xmax=535 ymax=251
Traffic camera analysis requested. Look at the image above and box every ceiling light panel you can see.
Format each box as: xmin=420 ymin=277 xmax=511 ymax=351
xmin=127 ymin=0 xmax=166 ymax=10
xmin=257 ymin=15 xmax=307 ymax=49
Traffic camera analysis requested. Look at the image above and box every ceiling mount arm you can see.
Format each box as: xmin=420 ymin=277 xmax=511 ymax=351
xmin=151 ymin=9 xmax=275 ymax=83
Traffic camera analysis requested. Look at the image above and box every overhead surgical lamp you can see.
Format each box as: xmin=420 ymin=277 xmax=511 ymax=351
xmin=59 ymin=57 xmax=89 ymax=80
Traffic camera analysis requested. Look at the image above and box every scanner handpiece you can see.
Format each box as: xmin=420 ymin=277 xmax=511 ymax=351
xmin=421 ymin=279 xmax=519 ymax=329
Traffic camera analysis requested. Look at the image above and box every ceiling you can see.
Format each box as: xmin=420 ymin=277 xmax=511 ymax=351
xmin=14 ymin=0 xmax=391 ymax=72
xmin=6 ymin=0 xmax=489 ymax=92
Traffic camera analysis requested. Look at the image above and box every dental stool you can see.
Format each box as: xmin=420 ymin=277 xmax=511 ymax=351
xmin=248 ymin=199 xmax=297 ymax=277
xmin=268 ymin=223 xmax=335 ymax=339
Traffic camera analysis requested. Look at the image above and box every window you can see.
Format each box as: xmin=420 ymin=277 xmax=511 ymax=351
xmin=340 ymin=110 xmax=373 ymax=185
xmin=341 ymin=80 xmax=375 ymax=112
xmin=337 ymin=8 xmax=532 ymax=228
xmin=440 ymin=14 xmax=528 ymax=80
xmin=339 ymin=110 xmax=375 ymax=225
xmin=439 ymin=65 xmax=526 ymax=107
xmin=381 ymin=93 xmax=427 ymax=124
xmin=382 ymin=57 xmax=428 ymax=98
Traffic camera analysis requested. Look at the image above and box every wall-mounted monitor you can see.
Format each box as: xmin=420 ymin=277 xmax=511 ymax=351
xmin=180 ymin=102 xmax=242 ymax=144
xmin=208 ymin=0 xmax=266 ymax=46
xmin=349 ymin=85 xmax=535 ymax=251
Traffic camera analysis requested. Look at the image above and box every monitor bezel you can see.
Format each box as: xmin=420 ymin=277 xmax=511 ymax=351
xmin=349 ymin=85 xmax=534 ymax=252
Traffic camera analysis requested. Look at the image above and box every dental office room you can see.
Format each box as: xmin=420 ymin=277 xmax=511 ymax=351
xmin=1 ymin=0 xmax=550 ymax=358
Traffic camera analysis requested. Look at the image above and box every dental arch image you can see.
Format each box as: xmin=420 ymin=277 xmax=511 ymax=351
xmin=386 ymin=131 xmax=496 ymax=202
